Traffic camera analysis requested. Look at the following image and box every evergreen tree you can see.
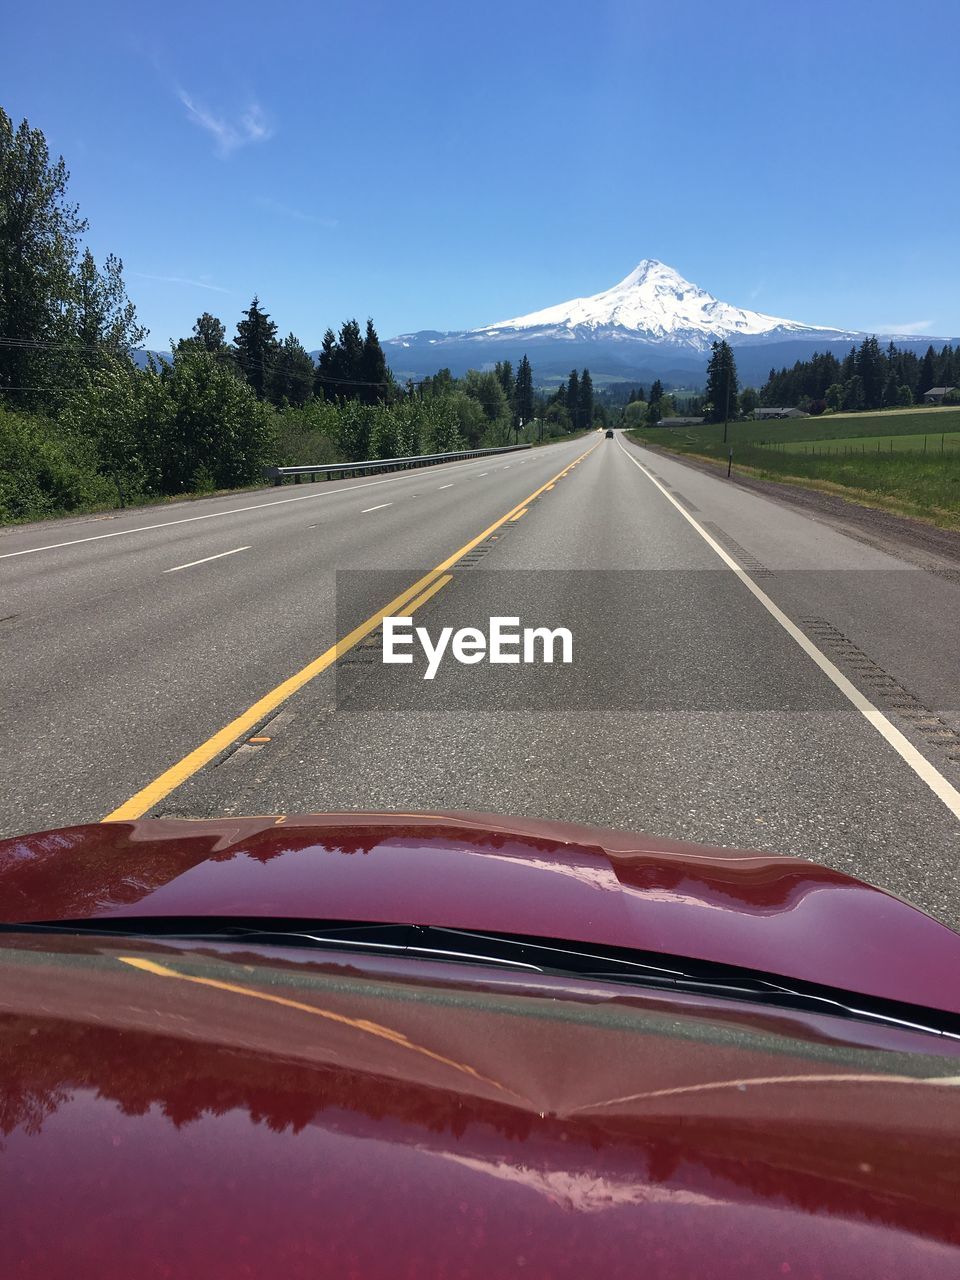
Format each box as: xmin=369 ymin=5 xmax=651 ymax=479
xmin=234 ymin=297 xmax=279 ymax=400
xmin=854 ymin=336 xmax=884 ymax=409
xmin=704 ymin=341 xmax=738 ymax=424
xmin=273 ymin=333 xmax=315 ymax=407
xmin=566 ymin=369 xmax=580 ymax=431
xmin=359 ymin=319 xmax=389 ymax=405
xmin=495 ymin=360 xmax=514 ymax=400
xmin=578 ymin=368 xmax=594 ymax=430
xmin=0 ymin=109 xmax=88 ymax=400
xmin=918 ymin=346 xmax=936 ymax=397
xmin=338 ymin=319 xmax=364 ymax=386
xmin=314 ymin=329 xmax=338 ymax=401
xmin=514 ymin=354 xmax=534 ymax=430
xmin=649 ymin=378 xmax=663 ymax=405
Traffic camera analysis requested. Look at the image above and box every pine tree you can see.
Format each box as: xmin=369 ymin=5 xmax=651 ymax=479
xmin=578 ymin=369 xmax=594 ymax=430
xmin=566 ymin=369 xmax=580 ymax=431
xmin=359 ymin=319 xmax=388 ymax=405
xmin=234 ymin=297 xmax=279 ymax=400
xmin=918 ymin=346 xmax=936 ymax=397
xmin=649 ymin=378 xmax=663 ymax=405
xmin=338 ymin=320 xmax=364 ymax=383
xmin=314 ymin=329 xmax=338 ymax=401
xmin=704 ymin=341 xmax=738 ymax=424
xmin=495 ymin=360 xmax=514 ymax=399
xmin=855 ymin=336 xmax=884 ymax=409
xmin=514 ymin=354 xmax=534 ymax=430
xmin=273 ymin=334 xmax=315 ymax=407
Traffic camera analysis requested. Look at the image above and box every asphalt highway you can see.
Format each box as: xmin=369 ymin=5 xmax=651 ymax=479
xmin=3 ymin=432 xmax=960 ymax=926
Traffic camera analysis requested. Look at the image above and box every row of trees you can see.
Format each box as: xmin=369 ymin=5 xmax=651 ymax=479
xmin=761 ymin=338 xmax=960 ymax=413
xmin=2 ymin=108 xmax=606 ymax=523
xmin=540 ymin=368 xmax=596 ymax=433
xmin=175 ymin=304 xmax=392 ymax=410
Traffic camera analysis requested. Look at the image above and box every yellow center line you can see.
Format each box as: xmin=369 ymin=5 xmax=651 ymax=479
xmin=118 ymin=956 xmax=526 ymax=1100
xmin=103 ymin=441 xmax=599 ymax=821
xmin=396 ymin=573 xmax=452 ymax=616
xmin=509 ymin=508 xmax=528 ymax=521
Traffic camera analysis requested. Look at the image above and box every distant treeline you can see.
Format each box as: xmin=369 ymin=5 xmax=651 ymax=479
xmin=760 ymin=337 xmax=960 ymax=413
xmin=0 ymin=108 xmax=604 ymax=524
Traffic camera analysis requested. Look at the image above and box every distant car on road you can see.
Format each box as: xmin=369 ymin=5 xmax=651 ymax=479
xmin=605 ymin=428 xmax=614 ymax=438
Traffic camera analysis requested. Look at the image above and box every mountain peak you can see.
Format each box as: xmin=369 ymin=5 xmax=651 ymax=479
xmin=614 ymin=259 xmax=687 ymax=290
xmin=473 ymin=260 xmax=849 ymax=350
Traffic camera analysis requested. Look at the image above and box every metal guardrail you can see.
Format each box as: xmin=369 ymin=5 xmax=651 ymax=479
xmin=263 ymin=443 xmax=532 ymax=486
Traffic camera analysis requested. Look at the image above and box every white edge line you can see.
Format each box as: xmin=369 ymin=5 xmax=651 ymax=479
xmin=361 ymin=503 xmax=392 ymax=513
xmin=437 ymin=484 xmax=453 ymax=490
xmin=163 ymin=546 xmax=250 ymax=574
xmin=616 ymin=436 xmax=960 ymax=823
xmin=0 ymin=452 xmax=542 ymax=560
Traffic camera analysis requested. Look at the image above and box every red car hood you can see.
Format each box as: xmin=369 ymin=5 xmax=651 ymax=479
xmin=0 ymin=809 xmax=958 ymax=1013
xmin=2 ymin=811 xmax=960 ymax=1278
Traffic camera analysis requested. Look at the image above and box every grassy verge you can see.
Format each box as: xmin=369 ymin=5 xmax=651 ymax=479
xmin=771 ymin=431 xmax=960 ymax=455
xmin=626 ymin=426 xmax=960 ymax=532
xmin=644 ymin=406 xmax=960 ymax=450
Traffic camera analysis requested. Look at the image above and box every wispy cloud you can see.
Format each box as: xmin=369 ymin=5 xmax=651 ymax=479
xmin=869 ymin=320 xmax=934 ymax=335
xmin=255 ymin=196 xmax=338 ymax=228
xmin=131 ymin=271 xmax=231 ymax=294
xmin=177 ymin=89 xmax=272 ymax=156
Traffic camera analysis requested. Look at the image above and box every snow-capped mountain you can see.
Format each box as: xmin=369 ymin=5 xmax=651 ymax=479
xmin=382 ymin=261 xmax=945 ymax=384
xmin=471 ymin=259 xmax=854 ymax=352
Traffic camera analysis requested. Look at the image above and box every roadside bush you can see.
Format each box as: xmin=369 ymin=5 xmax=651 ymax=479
xmin=274 ymin=399 xmax=342 ymax=467
xmin=0 ymin=404 xmax=114 ymax=522
xmin=144 ymin=350 xmax=277 ymax=493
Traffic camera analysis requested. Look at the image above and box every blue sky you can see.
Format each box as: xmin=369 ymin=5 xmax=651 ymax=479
xmin=3 ymin=0 xmax=958 ymax=349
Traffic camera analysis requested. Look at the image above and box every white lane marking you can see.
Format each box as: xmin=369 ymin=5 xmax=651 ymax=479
xmin=438 ymin=484 xmax=453 ymax=490
xmin=0 ymin=452 xmax=552 ymax=560
xmin=478 ymin=472 xmax=489 ymax=477
xmin=616 ymin=437 xmax=960 ymax=824
xmin=163 ymin=546 xmax=250 ymax=574
xmin=361 ymin=503 xmax=392 ymax=513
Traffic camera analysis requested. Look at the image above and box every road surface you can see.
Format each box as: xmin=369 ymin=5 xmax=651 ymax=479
xmin=3 ymin=432 xmax=960 ymax=926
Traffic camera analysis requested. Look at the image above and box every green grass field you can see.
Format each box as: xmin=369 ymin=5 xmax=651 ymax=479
xmin=627 ymin=405 xmax=960 ymax=530
xmin=772 ymin=431 xmax=960 ymax=456
xmin=647 ymin=406 xmax=960 ymax=452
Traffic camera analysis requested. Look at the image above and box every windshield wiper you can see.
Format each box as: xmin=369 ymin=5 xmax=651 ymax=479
xmin=5 ymin=917 xmax=959 ymax=1040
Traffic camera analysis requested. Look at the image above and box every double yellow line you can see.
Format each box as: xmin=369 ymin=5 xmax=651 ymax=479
xmin=104 ymin=440 xmax=599 ymax=821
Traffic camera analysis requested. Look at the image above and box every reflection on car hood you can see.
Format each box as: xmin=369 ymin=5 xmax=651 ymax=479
xmin=0 ymin=928 xmax=959 ymax=1279
xmin=1 ymin=809 xmax=959 ymax=1012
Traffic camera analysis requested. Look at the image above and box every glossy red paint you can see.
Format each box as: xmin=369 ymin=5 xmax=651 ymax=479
xmin=1 ymin=810 xmax=958 ymax=1012
xmin=1 ymin=928 xmax=959 ymax=1280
